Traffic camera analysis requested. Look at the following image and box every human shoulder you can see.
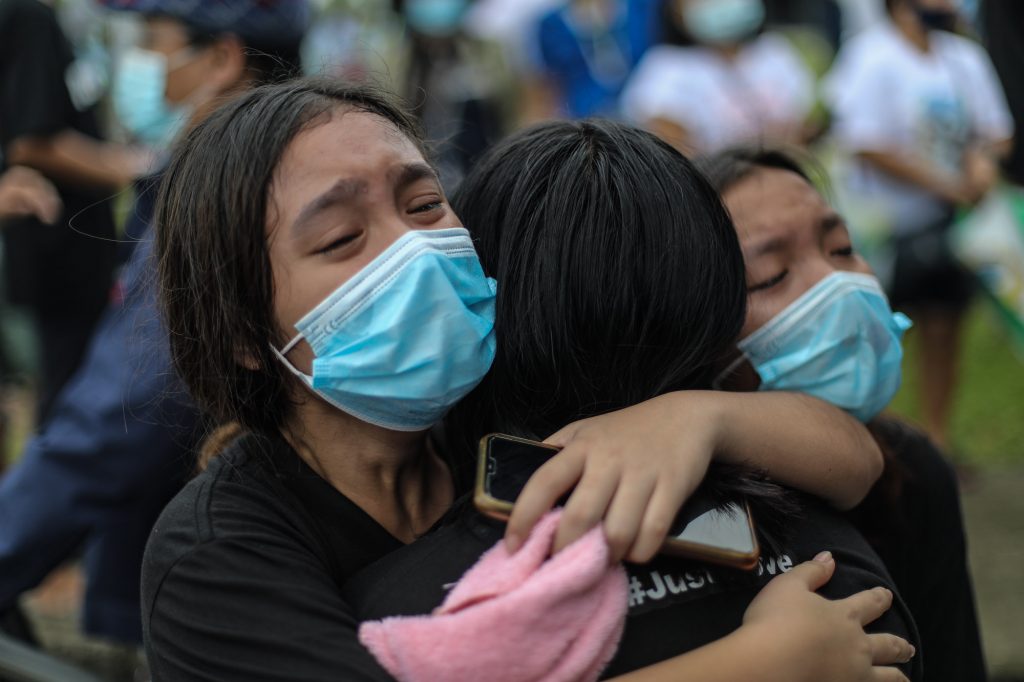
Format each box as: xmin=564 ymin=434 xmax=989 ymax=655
xmin=933 ymin=29 xmax=999 ymax=76
xmin=836 ymin=24 xmax=905 ymax=71
xmin=144 ymin=434 xmax=308 ymax=568
xmin=824 ymin=25 xmax=902 ymax=104
xmin=874 ymin=418 xmax=958 ymax=501
xmin=142 ymin=435 xmax=397 ymax=681
xmin=746 ymin=31 xmax=801 ymax=59
xmin=628 ymin=45 xmax=715 ymax=90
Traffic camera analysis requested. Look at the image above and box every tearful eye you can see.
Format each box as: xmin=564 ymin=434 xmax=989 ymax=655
xmin=410 ymin=200 xmax=444 ymax=214
xmin=316 ymin=232 xmax=361 ymax=256
xmin=748 ymin=270 xmax=788 ymax=293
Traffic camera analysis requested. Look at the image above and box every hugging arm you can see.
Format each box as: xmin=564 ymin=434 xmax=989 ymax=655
xmin=606 ymin=555 xmax=912 ymax=682
xmin=507 ymin=391 xmax=882 ymax=562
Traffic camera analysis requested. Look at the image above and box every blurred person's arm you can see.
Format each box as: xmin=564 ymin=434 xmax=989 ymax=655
xmin=859 ymin=141 xmax=1010 ymax=205
xmin=857 ymin=150 xmax=977 ymax=204
xmin=7 ymin=130 xmax=153 ymax=192
xmin=0 ymin=0 xmax=151 ymax=193
xmin=0 ymin=166 xmax=60 ymax=223
xmin=0 ymin=234 xmax=198 ymax=616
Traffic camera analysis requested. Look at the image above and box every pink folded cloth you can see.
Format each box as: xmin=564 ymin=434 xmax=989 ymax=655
xmin=359 ymin=510 xmax=628 ymax=682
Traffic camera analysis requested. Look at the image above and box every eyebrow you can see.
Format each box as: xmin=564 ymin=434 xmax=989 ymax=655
xmin=747 ymin=235 xmax=788 ymax=258
xmin=391 ymin=162 xmax=440 ymax=194
xmin=290 ymin=163 xmax=440 ymax=238
xmin=291 ymin=178 xmax=369 ymax=237
xmin=820 ymin=213 xmax=844 ymax=234
xmin=746 ymin=211 xmax=846 ymax=257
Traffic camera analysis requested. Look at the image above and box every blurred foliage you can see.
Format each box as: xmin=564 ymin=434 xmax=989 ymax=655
xmin=889 ymin=301 xmax=1024 ymax=465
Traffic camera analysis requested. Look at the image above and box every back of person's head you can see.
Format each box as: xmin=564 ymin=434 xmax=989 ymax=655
xmin=447 ymin=119 xmax=746 ymax=446
xmin=155 ymin=78 xmax=423 ymax=439
xmin=100 ymin=0 xmax=310 ymax=80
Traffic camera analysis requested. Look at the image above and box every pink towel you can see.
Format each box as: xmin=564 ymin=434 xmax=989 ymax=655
xmin=359 ymin=510 xmax=628 ymax=682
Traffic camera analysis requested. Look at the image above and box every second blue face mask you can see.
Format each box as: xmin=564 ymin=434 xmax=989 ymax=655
xmin=273 ymin=228 xmax=497 ymax=431
xmin=720 ymin=272 xmax=912 ymax=422
xmin=113 ymin=47 xmax=193 ymax=148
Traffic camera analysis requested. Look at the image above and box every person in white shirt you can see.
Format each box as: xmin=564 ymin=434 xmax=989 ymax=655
xmin=621 ymin=0 xmax=815 ymax=154
xmin=824 ymin=0 xmax=1013 ymax=453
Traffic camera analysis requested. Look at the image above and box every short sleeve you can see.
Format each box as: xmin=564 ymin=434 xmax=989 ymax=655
xmin=824 ymin=44 xmax=896 ymax=153
xmin=144 ymin=537 xmax=395 ymax=682
xmin=621 ymin=48 xmax=699 ymax=125
xmin=758 ymin=34 xmax=815 ymax=122
xmin=960 ymin=42 xmax=1014 ymax=143
xmin=0 ymin=0 xmax=74 ymax=146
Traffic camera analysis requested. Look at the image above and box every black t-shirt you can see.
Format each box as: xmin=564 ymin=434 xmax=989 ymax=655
xmin=0 ymin=0 xmax=116 ymax=313
xmin=850 ymin=420 xmax=986 ymax=682
xmin=344 ymin=496 xmax=923 ymax=680
xmin=144 ymin=433 xmax=923 ymax=681
xmin=142 ymin=434 xmax=402 ymax=681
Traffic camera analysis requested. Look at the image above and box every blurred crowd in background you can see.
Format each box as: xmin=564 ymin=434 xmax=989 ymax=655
xmin=0 ymin=0 xmax=1022 ymax=679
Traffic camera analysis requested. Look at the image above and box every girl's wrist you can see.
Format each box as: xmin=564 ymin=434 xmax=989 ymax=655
xmin=660 ymin=390 xmax=732 ymax=462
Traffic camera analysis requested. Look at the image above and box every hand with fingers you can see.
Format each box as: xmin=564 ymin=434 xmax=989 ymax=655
xmin=0 ymin=166 xmax=61 ymax=225
xmin=744 ymin=552 xmax=916 ymax=682
xmin=504 ymin=392 xmax=715 ymax=563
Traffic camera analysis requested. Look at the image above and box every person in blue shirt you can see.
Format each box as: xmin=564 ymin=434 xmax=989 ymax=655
xmin=0 ymin=0 xmax=308 ymax=645
xmin=531 ymin=0 xmax=660 ymax=119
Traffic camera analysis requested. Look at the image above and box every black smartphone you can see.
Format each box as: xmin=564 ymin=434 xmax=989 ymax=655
xmin=474 ymin=433 xmax=760 ymax=570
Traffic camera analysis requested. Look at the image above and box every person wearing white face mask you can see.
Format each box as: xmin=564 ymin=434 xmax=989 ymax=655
xmin=621 ymin=0 xmax=815 ymax=155
xmin=702 ymin=145 xmax=988 ymax=682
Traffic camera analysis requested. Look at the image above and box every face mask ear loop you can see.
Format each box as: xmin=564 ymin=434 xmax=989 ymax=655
xmin=712 ymin=352 xmax=749 ymax=390
xmin=270 ymin=334 xmax=313 ymax=383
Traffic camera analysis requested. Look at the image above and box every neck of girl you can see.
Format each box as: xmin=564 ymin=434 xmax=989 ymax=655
xmin=284 ymin=397 xmax=454 ymax=543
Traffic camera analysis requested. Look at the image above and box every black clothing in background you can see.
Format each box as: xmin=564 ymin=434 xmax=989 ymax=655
xmin=851 ymin=419 xmax=987 ymax=682
xmin=0 ymin=0 xmax=118 ymax=420
xmin=980 ymin=0 xmax=1024 ymax=184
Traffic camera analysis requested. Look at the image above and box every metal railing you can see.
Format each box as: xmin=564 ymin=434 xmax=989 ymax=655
xmin=0 ymin=633 xmax=104 ymax=682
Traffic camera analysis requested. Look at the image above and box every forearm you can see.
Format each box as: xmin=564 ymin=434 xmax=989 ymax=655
xmin=690 ymin=391 xmax=882 ymax=510
xmin=858 ymin=150 xmax=961 ymax=202
xmin=607 ymin=623 xmax=808 ymax=682
xmin=7 ymin=130 xmax=136 ymax=191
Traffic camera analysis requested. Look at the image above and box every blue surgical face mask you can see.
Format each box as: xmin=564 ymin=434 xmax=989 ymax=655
xmin=681 ymin=0 xmax=765 ymax=45
xmin=273 ymin=228 xmax=497 ymax=432
xmin=113 ymin=47 xmax=194 ymax=148
xmin=716 ymin=272 xmax=913 ymax=422
xmin=405 ymin=0 xmax=468 ymax=37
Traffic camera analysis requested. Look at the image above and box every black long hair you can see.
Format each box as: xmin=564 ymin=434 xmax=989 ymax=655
xmin=448 ymin=119 xmax=746 ymax=446
xmin=446 ymin=121 xmax=795 ymax=540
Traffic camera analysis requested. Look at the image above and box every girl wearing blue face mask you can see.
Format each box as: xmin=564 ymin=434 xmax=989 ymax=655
xmin=703 ymin=145 xmax=987 ymax=682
